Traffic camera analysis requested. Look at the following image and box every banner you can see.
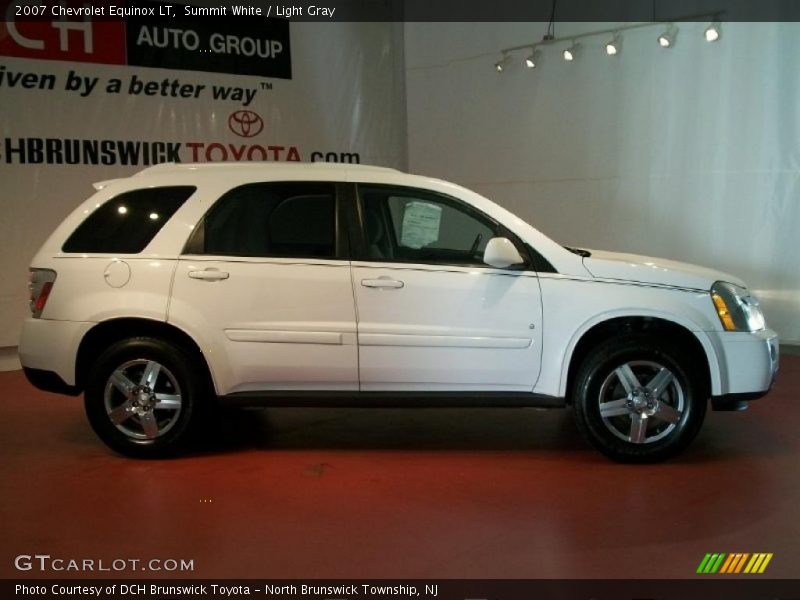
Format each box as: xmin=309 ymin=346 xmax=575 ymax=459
xmin=0 ymin=16 xmax=407 ymax=347
xmin=1 ymin=13 xmax=292 ymax=78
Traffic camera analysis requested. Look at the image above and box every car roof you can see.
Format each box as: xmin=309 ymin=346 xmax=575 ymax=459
xmin=132 ymin=161 xmax=402 ymax=180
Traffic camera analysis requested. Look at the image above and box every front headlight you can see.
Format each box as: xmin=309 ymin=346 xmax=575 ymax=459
xmin=710 ymin=281 xmax=766 ymax=332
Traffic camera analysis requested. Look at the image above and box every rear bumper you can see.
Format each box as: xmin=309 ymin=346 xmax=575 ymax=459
xmin=18 ymin=318 xmax=92 ymax=390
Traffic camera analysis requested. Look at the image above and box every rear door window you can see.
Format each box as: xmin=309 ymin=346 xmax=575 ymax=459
xmin=186 ymin=182 xmax=339 ymax=259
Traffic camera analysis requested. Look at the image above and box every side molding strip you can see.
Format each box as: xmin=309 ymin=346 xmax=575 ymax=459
xmin=218 ymin=390 xmax=566 ymax=409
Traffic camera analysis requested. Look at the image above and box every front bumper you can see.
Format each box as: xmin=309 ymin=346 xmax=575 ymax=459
xmin=23 ymin=367 xmax=80 ymax=396
xmin=710 ymin=328 xmax=779 ymax=410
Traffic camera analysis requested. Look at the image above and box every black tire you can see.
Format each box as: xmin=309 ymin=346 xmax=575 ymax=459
xmin=84 ymin=337 xmax=203 ymax=458
xmin=572 ymin=334 xmax=707 ymax=463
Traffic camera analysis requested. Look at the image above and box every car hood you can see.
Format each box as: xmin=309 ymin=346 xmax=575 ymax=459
xmin=582 ymin=249 xmax=745 ymax=291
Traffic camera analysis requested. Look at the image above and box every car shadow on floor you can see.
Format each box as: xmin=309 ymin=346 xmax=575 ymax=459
xmin=185 ymin=401 xmax=792 ymax=465
xmin=193 ymin=406 xmax=593 ymax=455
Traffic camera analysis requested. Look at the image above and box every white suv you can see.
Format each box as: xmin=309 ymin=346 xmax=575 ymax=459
xmin=19 ymin=163 xmax=779 ymax=461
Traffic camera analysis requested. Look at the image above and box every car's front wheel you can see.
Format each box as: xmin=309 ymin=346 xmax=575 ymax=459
xmin=84 ymin=337 xmax=202 ymax=458
xmin=572 ymin=334 xmax=707 ymax=462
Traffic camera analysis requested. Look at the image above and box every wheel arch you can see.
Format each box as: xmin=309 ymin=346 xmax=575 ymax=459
xmin=560 ymin=312 xmax=721 ymax=402
xmin=75 ymin=318 xmax=217 ymax=395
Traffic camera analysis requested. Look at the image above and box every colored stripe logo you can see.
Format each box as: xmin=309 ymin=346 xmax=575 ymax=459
xmin=697 ymin=553 xmax=773 ymax=574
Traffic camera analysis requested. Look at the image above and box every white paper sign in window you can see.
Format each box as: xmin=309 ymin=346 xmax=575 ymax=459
xmin=400 ymin=201 xmax=442 ymax=249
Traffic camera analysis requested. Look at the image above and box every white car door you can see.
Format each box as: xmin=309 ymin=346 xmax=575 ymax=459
xmin=351 ymin=184 xmax=543 ymax=392
xmin=168 ymin=181 xmax=358 ymax=396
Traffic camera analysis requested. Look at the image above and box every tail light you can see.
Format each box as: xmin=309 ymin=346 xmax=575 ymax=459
xmin=28 ymin=269 xmax=56 ymax=318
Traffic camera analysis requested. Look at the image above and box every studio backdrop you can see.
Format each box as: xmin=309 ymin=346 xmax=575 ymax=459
xmin=0 ymin=18 xmax=407 ymax=348
xmin=406 ymin=21 xmax=800 ymax=344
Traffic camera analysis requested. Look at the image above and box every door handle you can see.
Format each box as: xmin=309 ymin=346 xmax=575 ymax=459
xmin=361 ymin=277 xmax=404 ymax=289
xmin=188 ymin=268 xmax=229 ymax=281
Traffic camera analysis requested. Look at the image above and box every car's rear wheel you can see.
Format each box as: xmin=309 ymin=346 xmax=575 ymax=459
xmin=84 ymin=337 xmax=201 ymax=458
xmin=572 ymin=334 xmax=706 ymax=462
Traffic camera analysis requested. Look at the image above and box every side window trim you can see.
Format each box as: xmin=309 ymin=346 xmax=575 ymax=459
xmin=338 ymin=182 xmax=363 ymax=260
xmin=183 ymin=216 xmax=205 ymax=255
xmin=334 ymin=182 xmax=351 ymax=260
xmin=181 ymin=181 xmax=349 ymax=261
xmin=353 ymin=183 xmax=537 ymax=271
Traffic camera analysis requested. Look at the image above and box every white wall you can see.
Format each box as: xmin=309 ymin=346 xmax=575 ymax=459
xmin=406 ymin=22 xmax=800 ymax=343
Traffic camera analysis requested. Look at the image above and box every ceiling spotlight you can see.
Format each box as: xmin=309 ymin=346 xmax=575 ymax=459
xmin=494 ymin=53 xmax=510 ymax=72
xmin=605 ymin=34 xmax=622 ymax=56
xmin=563 ymin=42 xmax=579 ymax=62
xmin=658 ymin=25 xmax=678 ymax=48
xmin=705 ymin=21 xmax=721 ymax=42
xmin=525 ymin=48 xmax=541 ymax=69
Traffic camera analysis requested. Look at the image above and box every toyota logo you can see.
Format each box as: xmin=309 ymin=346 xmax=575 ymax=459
xmin=228 ymin=110 xmax=264 ymax=138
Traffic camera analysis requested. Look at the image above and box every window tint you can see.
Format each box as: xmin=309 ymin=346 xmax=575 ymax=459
xmin=192 ymin=182 xmax=337 ymax=259
xmin=62 ymin=186 xmax=195 ymax=254
xmin=359 ymin=185 xmax=500 ymax=266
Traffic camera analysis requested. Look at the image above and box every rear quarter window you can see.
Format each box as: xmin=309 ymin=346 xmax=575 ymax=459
xmin=62 ymin=186 xmax=196 ymax=254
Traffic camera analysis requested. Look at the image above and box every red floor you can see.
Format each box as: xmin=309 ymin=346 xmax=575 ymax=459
xmin=1 ymin=357 xmax=798 ymax=579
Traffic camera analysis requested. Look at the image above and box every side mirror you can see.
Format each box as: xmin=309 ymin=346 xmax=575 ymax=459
xmin=483 ymin=237 xmax=524 ymax=269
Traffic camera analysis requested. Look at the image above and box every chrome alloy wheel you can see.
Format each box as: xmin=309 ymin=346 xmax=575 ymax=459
xmin=103 ymin=359 xmax=182 ymax=440
xmin=597 ymin=360 xmax=685 ymax=444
